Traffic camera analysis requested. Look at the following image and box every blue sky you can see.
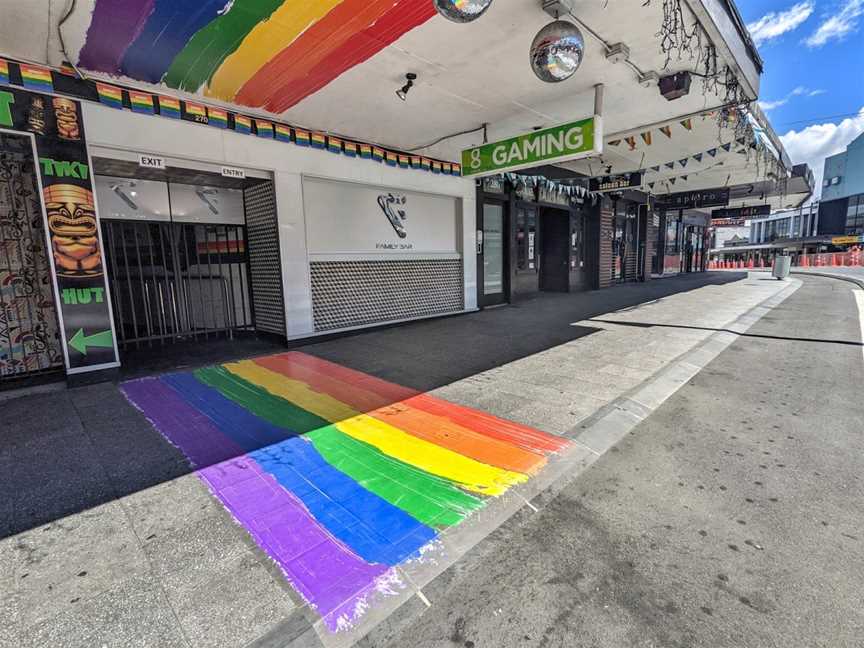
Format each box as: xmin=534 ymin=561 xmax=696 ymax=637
xmin=740 ymin=0 xmax=864 ymax=195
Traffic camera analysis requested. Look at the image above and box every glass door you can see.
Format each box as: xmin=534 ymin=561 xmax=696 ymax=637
xmin=478 ymin=201 xmax=507 ymax=307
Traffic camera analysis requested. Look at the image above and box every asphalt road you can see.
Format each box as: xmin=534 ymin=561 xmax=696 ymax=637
xmin=371 ymin=275 xmax=864 ymax=648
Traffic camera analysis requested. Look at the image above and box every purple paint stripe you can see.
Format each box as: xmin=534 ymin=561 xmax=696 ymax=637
xmin=121 ymin=377 xmax=394 ymax=630
xmin=78 ymin=0 xmax=156 ymax=73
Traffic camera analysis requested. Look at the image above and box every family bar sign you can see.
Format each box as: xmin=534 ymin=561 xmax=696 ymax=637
xmin=461 ymin=117 xmax=600 ymax=178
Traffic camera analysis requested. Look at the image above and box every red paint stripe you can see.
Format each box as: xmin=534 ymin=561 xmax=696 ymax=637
xmin=235 ymin=0 xmax=435 ymax=112
xmin=261 ymin=352 xmax=569 ymax=455
xmin=254 ymin=354 xmax=549 ymax=475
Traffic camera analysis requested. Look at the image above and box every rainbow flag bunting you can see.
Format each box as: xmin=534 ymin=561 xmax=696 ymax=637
xmin=294 ymin=129 xmax=310 ymax=146
xmin=234 ymin=115 xmax=252 ymax=135
xmin=129 ymin=91 xmax=155 ymax=115
xmin=421 ymin=158 xmax=432 ymax=171
xmin=432 ymin=161 xmax=442 ymax=174
xmin=0 ymin=60 xmax=9 ymax=86
xmin=255 ymin=120 xmax=274 ymax=138
xmin=359 ymin=144 xmax=372 ymax=159
xmin=343 ymin=141 xmax=358 ymax=157
xmin=372 ymin=147 xmax=385 ymax=163
xmin=311 ymin=132 xmax=326 ymax=149
xmin=452 ymin=163 xmax=462 ymax=176
xmin=410 ymin=156 xmax=422 ymax=169
xmin=59 ymin=61 xmax=77 ymax=77
xmin=385 ymin=151 xmax=398 ymax=167
xmin=398 ymin=155 xmax=410 ymax=168
xmin=120 ymin=352 xmax=569 ymax=632
xmin=275 ymin=124 xmax=291 ymax=143
xmin=20 ymin=64 xmax=53 ymax=93
xmin=158 ymin=96 xmax=181 ymax=119
xmin=96 ymin=82 xmax=124 ymax=109
xmin=207 ymin=107 xmax=228 ymax=128
xmin=184 ymin=101 xmax=206 ymax=121
xmin=441 ymin=162 xmax=452 ymax=174
xmin=327 ymin=137 xmax=342 ymax=154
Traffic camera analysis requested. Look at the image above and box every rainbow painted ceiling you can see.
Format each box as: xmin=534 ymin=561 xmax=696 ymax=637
xmin=77 ymin=0 xmax=436 ymax=113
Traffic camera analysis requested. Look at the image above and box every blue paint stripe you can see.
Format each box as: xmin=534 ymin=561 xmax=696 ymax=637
xmin=159 ymin=373 xmax=436 ymax=565
xmin=120 ymin=0 xmax=226 ymax=83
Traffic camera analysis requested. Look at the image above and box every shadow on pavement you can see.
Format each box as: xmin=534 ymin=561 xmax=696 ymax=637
xmin=0 ymin=271 xmax=746 ymax=541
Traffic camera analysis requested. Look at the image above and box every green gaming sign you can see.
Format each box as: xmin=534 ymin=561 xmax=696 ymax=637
xmin=461 ymin=117 xmax=600 ymax=178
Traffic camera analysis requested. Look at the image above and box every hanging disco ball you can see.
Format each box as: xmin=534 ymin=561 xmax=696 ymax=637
xmin=433 ymin=0 xmax=494 ymax=23
xmin=530 ymin=20 xmax=585 ymax=83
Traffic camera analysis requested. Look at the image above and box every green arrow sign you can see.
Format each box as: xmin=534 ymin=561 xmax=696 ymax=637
xmin=69 ymin=328 xmax=114 ymax=355
xmin=461 ymin=117 xmax=600 ymax=178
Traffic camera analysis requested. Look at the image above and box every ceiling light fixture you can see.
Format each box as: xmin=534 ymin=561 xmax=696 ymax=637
xmin=396 ymin=73 xmax=417 ymax=101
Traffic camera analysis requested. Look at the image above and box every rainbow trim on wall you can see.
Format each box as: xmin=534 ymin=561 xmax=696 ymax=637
xmin=122 ymin=352 xmax=569 ymax=632
xmin=77 ymin=0 xmax=437 ymax=113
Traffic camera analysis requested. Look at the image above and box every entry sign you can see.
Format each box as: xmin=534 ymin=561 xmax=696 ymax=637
xmin=461 ymin=117 xmax=600 ymax=178
xmin=221 ymin=166 xmax=246 ymax=179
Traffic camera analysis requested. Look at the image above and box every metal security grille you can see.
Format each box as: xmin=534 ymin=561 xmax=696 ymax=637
xmin=0 ymin=133 xmax=63 ymax=379
xmin=101 ymin=220 xmax=252 ymax=348
xmin=310 ymin=259 xmax=463 ymax=331
xmin=244 ymin=182 xmax=285 ymax=336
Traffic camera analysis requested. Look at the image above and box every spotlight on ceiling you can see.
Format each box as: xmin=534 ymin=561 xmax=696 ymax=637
xmin=658 ymin=71 xmax=692 ymax=101
xmin=396 ymin=73 xmax=417 ymax=101
xmin=434 ymin=0 xmax=495 ymax=23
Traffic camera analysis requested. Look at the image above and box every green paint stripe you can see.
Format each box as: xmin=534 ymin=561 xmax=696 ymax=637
xmin=163 ymin=0 xmax=285 ymax=91
xmin=194 ymin=365 xmax=327 ymax=433
xmin=306 ymin=426 xmax=484 ymax=528
xmin=194 ymin=365 xmax=484 ymax=528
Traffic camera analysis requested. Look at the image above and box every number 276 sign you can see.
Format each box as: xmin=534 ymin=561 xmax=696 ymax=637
xmin=461 ymin=117 xmax=601 ymax=178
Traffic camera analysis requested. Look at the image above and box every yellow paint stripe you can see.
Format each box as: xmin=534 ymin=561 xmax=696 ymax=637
xmin=224 ymin=360 xmax=528 ymax=496
xmin=206 ymin=0 xmax=343 ymax=101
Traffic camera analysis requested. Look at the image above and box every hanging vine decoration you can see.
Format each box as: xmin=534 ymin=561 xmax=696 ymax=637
xmin=657 ymin=0 xmax=701 ymax=69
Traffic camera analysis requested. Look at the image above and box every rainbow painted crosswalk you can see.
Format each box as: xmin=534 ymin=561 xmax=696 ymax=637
xmin=121 ymin=352 xmax=568 ymax=632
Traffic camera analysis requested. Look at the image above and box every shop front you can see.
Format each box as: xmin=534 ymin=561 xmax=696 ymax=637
xmin=476 ymin=175 xmax=594 ymax=306
xmin=652 ymin=210 xmax=710 ymax=276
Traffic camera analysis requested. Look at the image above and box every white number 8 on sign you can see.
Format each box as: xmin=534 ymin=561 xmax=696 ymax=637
xmin=469 ymin=148 xmax=482 ymax=169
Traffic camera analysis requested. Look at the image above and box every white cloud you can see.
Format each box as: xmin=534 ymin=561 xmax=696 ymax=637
xmin=805 ymin=0 xmax=864 ymax=47
xmin=779 ymin=107 xmax=864 ymax=197
xmin=759 ymin=86 xmax=826 ymax=111
xmin=747 ymin=1 xmax=814 ymax=45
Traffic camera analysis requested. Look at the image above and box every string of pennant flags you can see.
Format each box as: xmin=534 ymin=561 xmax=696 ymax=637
xmin=0 ymin=58 xmax=463 ymax=177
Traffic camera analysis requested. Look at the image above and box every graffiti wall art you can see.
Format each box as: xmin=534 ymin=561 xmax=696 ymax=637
xmin=0 ymin=86 xmax=118 ymax=372
xmin=77 ymin=0 xmax=437 ymax=113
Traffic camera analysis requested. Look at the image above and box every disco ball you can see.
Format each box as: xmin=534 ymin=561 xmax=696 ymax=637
xmin=530 ymin=20 xmax=585 ymax=83
xmin=433 ymin=0 xmax=494 ymax=23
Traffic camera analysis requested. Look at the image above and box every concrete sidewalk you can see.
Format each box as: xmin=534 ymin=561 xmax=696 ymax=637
xmin=0 ymin=271 xmax=796 ymax=648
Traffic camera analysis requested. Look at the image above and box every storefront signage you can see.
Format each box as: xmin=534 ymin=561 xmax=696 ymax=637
xmin=138 ymin=154 xmax=165 ymax=169
xmin=712 ymin=217 xmax=746 ymax=227
xmin=589 ymin=172 xmax=642 ymax=193
xmin=655 ymin=188 xmax=729 ymax=211
xmin=711 ymin=205 xmax=770 ymax=220
xmin=221 ymin=166 xmax=246 ymax=179
xmin=303 ymin=177 xmax=458 ymax=256
xmin=461 ymin=117 xmax=600 ymax=178
xmin=831 ymin=235 xmax=864 ymax=245
xmin=0 ymin=87 xmax=118 ymax=373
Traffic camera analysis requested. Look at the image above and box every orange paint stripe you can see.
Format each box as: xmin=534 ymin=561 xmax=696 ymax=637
xmin=258 ymin=352 xmax=569 ymax=455
xmin=254 ymin=355 xmax=547 ymax=474
xmin=235 ymin=0 xmax=433 ymax=111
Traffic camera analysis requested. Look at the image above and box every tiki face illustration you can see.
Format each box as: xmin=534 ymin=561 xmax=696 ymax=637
xmin=52 ymin=98 xmax=80 ymax=141
xmin=28 ymin=97 xmax=46 ymax=135
xmin=43 ymin=184 xmax=101 ymax=277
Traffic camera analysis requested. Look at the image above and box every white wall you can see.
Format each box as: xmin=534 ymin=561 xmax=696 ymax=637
xmin=82 ymin=103 xmax=478 ymax=338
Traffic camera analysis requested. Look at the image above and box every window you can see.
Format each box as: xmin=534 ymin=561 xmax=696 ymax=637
xmin=846 ymin=195 xmax=864 ymax=234
xmin=515 ymin=206 xmax=537 ymax=271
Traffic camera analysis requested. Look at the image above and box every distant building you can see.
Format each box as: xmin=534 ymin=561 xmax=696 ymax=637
xmin=820 ymin=133 xmax=864 ymax=236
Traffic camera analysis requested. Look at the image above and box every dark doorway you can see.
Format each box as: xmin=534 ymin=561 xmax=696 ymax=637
xmin=637 ymin=204 xmax=648 ymax=281
xmin=540 ymin=208 xmax=570 ymax=292
xmin=569 ymin=210 xmax=590 ymax=291
xmin=477 ymin=198 xmax=508 ymax=307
